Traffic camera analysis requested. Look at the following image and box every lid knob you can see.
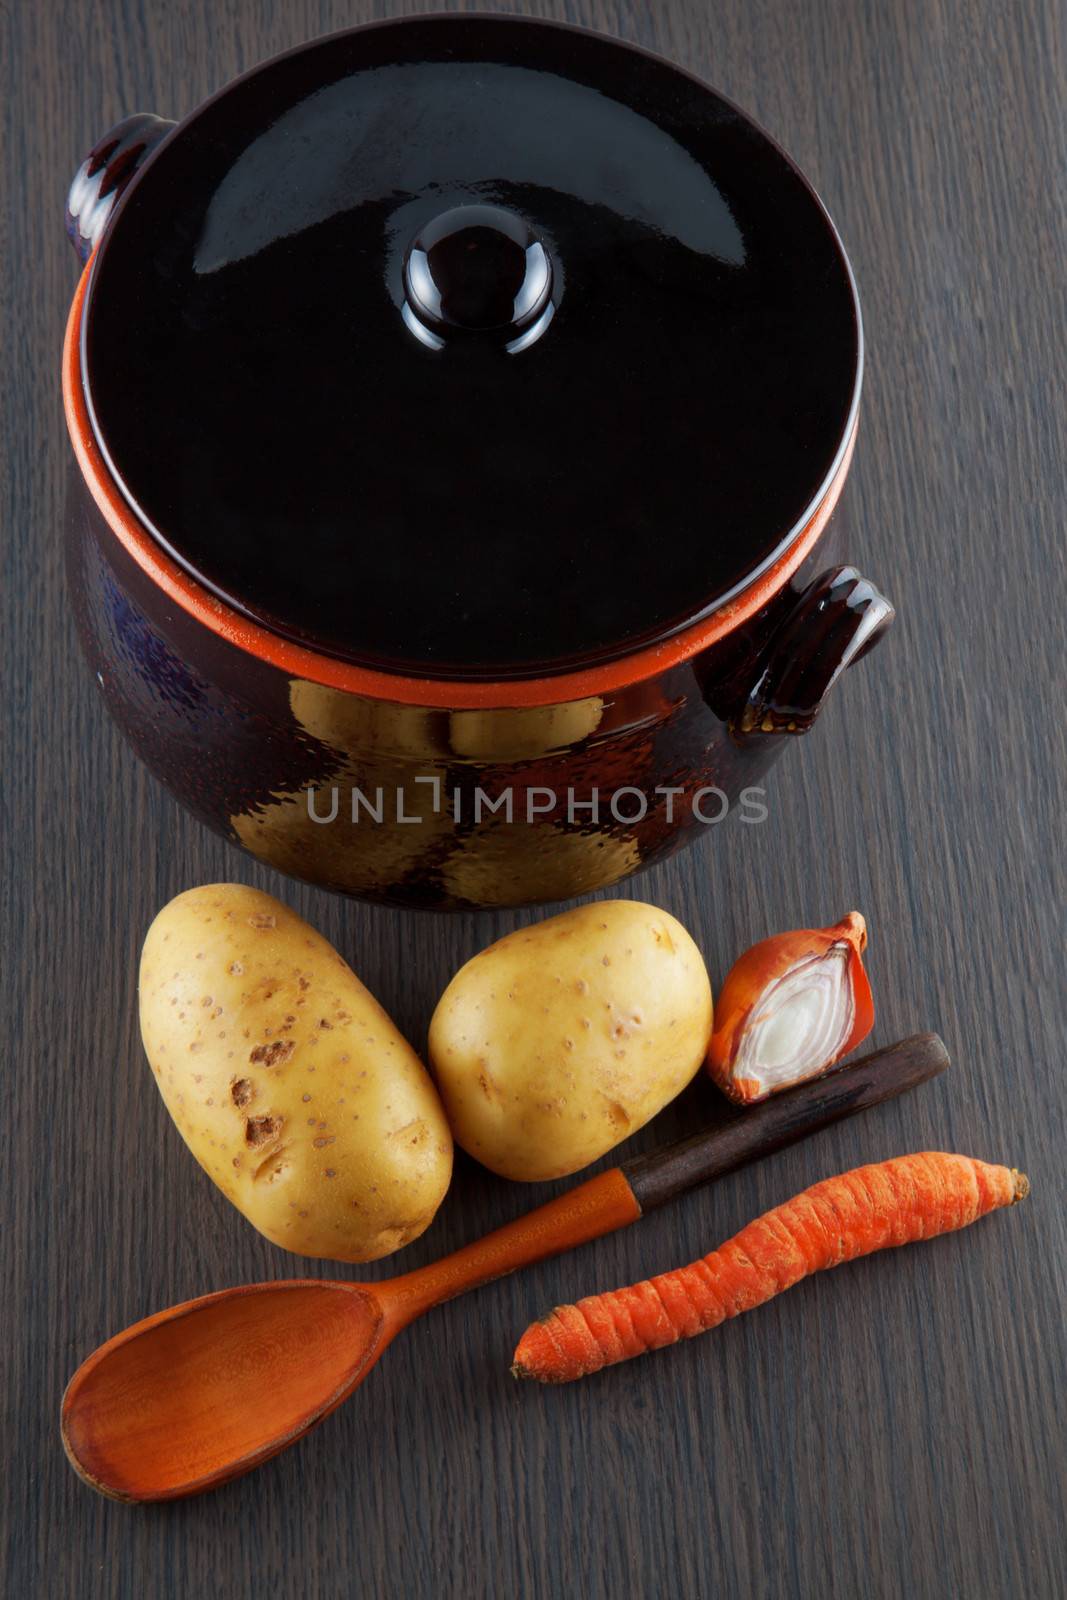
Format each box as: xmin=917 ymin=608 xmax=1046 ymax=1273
xmin=402 ymin=204 xmax=554 ymax=349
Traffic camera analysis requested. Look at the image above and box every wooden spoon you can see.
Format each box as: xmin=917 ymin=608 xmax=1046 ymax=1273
xmin=62 ymin=1033 xmax=946 ymax=1501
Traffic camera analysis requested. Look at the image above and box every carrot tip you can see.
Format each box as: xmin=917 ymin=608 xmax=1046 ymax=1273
xmin=1011 ymin=1169 xmax=1030 ymax=1202
xmin=512 ymin=1360 xmax=569 ymax=1384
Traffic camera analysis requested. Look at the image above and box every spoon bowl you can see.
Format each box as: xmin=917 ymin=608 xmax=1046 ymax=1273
xmin=62 ymin=1281 xmax=389 ymax=1501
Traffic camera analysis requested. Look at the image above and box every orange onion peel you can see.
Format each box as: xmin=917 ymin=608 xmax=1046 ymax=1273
xmin=707 ymin=913 xmax=874 ymax=1104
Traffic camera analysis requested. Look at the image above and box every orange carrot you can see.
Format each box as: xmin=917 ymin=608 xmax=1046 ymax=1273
xmin=512 ymin=1153 xmax=1029 ymax=1383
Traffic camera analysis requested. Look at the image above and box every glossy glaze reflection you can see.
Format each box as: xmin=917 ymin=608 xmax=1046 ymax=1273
xmin=83 ymin=17 xmax=859 ymax=678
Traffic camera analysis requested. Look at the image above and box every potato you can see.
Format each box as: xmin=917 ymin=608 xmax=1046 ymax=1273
xmin=428 ymin=900 xmax=712 ymax=1181
xmin=139 ymin=885 xmax=452 ymax=1261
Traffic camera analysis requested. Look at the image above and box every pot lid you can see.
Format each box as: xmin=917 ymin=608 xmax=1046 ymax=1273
xmin=81 ymin=15 xmax=860 ymax=681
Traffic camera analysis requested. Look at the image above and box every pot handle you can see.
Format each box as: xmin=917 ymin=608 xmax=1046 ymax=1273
xmin=66 ymin=114 xmax=176 ymax=264
xmin=734 ymin=565 xmax=895 ymax=737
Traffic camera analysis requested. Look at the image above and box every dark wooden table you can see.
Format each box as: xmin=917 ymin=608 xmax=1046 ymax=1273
xmin=3 ymin=2 xmax=1063 ymax=1595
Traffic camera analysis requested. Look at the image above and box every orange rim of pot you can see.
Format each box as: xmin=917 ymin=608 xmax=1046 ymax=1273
xmin=64 ymin=265 xmax=857 ymax=711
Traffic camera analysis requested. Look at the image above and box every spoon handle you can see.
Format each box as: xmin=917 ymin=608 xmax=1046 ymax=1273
xmin=621 ymin=1033 xmax=948 ymax=1211
xmin=381 ymin=1168 xmax=642 ymax=1325
xmin=381 ymin=1033 xmax=947 ymax=1325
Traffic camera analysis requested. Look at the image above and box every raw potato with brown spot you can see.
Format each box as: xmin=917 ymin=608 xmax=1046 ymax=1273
xmin=428 ymin=900 xmax=713 ymax=1181
xmin=139 ymin=885 xmax=453 ymax=1261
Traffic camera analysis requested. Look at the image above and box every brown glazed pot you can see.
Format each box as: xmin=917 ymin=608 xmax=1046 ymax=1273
xmin=63 ymin=16 xmax=893 ymax=910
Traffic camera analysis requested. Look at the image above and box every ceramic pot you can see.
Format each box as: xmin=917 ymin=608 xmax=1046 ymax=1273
xmin=63 ymin=16 xmax=893 ymax=909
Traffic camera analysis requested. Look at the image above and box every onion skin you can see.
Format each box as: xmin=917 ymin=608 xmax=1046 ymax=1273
xmin=707 ymin=913 xmax=874 ymax=1104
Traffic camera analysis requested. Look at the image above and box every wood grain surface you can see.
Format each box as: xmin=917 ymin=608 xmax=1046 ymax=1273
xmin=2 ymin=1 xmax=1064 ymax=1596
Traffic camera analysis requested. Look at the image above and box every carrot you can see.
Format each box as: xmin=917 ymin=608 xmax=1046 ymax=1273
xmin=512 ymin=1153 xmax=1029 ymax=1383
